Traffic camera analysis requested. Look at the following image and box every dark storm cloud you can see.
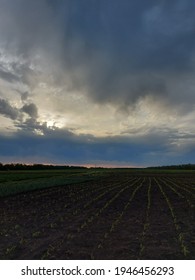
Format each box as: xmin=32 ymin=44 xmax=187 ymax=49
xmin=0 ymin=98 xmax=19 ymax=120
xmin=0 ymin=126 xmax=194 ymax=166
xmin=0 ymin=0 xmax=59 ymax=56
xmin=0 ymin=97 xmax=38 ymax=125
xmin=1 ymin=0 xmax=195 ymax=108
xmin=21 ymin=103 xmax=38 ymax=119
xmin=50 ymin=0 xmax=195 ymax=107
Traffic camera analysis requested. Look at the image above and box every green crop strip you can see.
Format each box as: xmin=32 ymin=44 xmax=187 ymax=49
xmin=0 ymin=170 xmax=110 ymax=197
xmin=0 ymin=175 xmax=93 ymax=197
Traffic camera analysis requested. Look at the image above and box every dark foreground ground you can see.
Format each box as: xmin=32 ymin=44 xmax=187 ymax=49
xmin=0 ymin=171 xmax=194 ymax=260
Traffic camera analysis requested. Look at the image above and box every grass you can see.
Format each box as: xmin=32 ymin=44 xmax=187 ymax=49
xmin=0 ymin=169 xmax=106 ymax=197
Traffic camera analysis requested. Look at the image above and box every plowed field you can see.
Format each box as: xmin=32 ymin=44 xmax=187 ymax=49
xmin=0 ymin=171 xmax=194 ymax=259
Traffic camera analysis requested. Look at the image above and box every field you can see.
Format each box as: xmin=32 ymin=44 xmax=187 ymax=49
xmin=0 ymin=169 xmax=194 ymax=260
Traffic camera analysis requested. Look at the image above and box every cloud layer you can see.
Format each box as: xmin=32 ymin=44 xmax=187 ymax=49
xmin=0 ymin=0 xmax=195 ymax=166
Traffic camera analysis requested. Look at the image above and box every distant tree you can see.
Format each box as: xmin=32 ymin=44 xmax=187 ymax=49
xmin=0 ymin=162 xmax=3 ymax=170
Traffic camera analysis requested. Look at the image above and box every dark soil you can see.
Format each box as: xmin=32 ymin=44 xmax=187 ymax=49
xmin=0 ymin=173 xmax=194 ymax=260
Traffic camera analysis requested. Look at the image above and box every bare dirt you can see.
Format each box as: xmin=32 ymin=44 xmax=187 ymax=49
xmin=0 ymin=172 xmax=194 ymax=260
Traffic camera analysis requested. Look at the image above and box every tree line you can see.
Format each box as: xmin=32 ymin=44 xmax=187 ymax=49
xmin=147 ymin=164 xmax=195 ymax=170
xmin=0 ymin=163 xmax=87 ymax=171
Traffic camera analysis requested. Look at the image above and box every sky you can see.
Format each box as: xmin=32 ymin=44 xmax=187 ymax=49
xmin=0 ymin=0 xmax=195 ymax=167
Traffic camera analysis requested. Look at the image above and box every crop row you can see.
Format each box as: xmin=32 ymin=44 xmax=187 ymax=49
xmin=1 ymin=173 xmax=194 ymax=260
xmin=66 ymin=178 xmax=142 ymax=239
xmin=91 ymin=177 xmax=146 ymax=259
xmin=157 ymin=178 xmax=193 ymax=210
xmin=154 ymin=178 xmax=190 ymax=258
xmin=138 ymin=177 xmax=151 ymax=258
xmin=163 ymin=177 xmax=195 ymax=195
xmin=41 ymin=177 xmax=143 ymax=259
xmin=24 ymin=177 xmax=137 ymax=244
